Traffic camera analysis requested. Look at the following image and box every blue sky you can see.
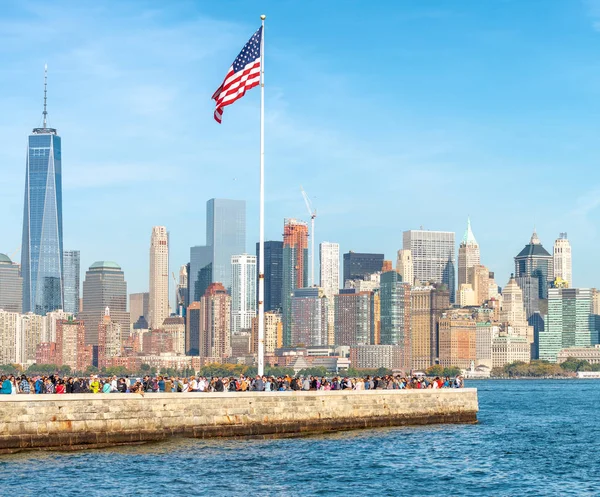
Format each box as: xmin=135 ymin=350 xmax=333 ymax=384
xmin=1 ymin=0 xmax=600 ymax=297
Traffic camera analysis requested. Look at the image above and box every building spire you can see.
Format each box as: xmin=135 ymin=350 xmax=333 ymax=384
xmin=530 ymin=228 xmax=541 ymax=245
xmin=43 ymin=64 xmax=48 ymax=129
xmin=461 ymin=216 xmax=478 ymax=246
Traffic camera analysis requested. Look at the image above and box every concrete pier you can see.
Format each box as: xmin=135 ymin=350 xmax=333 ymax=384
xmin=0 ymin=389 xmax=478 ymax=453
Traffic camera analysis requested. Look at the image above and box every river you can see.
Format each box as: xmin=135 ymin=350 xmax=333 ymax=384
xmin=1 ymin=380 xmax=599 ymax=496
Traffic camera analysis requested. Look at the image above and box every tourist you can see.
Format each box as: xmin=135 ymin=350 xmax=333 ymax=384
xmin=0 ymin=375 xmax=11 ymax=394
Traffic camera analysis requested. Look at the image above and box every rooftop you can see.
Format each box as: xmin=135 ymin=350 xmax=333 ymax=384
xmin=89 ymin=261 xmax=121 ymax=270
xmin=0 ymin=253 xmax=12 ymax=264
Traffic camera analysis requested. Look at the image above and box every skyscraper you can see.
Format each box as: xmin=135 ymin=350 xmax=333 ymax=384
xmin=199 ymin=283 xmax=231 ymax=361
xmin=553 ymin=233 xmax=572 ymax=287
xmin=0 ymin=253 xmax=23 ymax=313
xmin=81 ymin=261 xmax=129 ymax=345
xmin=541 ymin=288 xmax=597 ymax=362
xmin=514 ymin=230 xmax=553 ymax=299
xmin=22 ymin=67 xmax=64 ymax=315
xmin=410 ymin=286 xmax=434 ymax=371
xmin=62 ymin=250 xmax=80 ymax=316
xmin=343 ymin=252 xmax=385 ymax=284
xmin=403 ymin=230 xmax=455 ymax=302
xmin=291 ymin=287 xmax=328 ymax=346
xmin=396 ymin=249 xmax=414 ymax=286
xmin=256 ymin=241 xmax=283 ymax=312
xmin=189 ymin=245 xmax=212 ymax=303
xmin=282 ymin=218 xmax=308 ymax=346
xmin=500 ymin=275 xmax=533 ymax=344
xmin=320 ymin=242 xmax=340 ymax=297
xmin=129 ymin=292 xmax=149 ymax=328
xmin=320 ymin=242 xmax=340 ymax=345
xmin=206 ymin=199 xmax=246 ymax=292
xmin=457 ymin=218 xmax=480 ymax=298
xmin=149 ymin=226 xmax=169 ymax=328
xmin=379 ymin=271 xmax=411 ymax=371
xmin=231 ymin=254 xmax=257 ymax=333
xmin=334 ymin=289 xmax=375 ymax=346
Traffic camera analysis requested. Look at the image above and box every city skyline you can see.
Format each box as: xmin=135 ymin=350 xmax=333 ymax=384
xmin=2 ymin=1 xmax=600 ymax=294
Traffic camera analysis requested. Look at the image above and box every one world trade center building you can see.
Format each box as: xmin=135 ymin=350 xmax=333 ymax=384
xmin=21 ymin=67 xmax=64 ymax=314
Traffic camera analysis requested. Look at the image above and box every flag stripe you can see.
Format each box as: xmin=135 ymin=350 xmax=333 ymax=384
xmin=212 ymin=26 xmax=262 ymax=123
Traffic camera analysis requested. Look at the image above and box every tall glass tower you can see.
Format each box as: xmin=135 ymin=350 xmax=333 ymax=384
xmin=206 ymin=198 xmax=246 ymax=292
xmin=21 ymin=66 xmax=64 ymax=315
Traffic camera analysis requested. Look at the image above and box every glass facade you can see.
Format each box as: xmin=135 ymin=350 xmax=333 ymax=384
xmin=21 ymin=130 xmax=64 ymax=314
xmin=189 ymin=246 xmax=212 ymax=302
xmin=342 ymin=252 xmax=384 ymax=283
xmin=206 ymin=199 xmax=246 ymax=292
xmin=256 ymin=241 xmax=283 ymax=312
xmin=63 ymin=250 xmax=80 ymax=315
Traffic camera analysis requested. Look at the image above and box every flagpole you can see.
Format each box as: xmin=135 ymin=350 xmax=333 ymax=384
xmin=258 ymin=14 xmax=266 ymax=378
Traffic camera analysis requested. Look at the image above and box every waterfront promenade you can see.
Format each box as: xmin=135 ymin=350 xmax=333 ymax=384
xmin=0 ymin=388 xmax=478 ymax=453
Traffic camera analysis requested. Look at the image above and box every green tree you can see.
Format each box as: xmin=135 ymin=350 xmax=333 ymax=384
xmin=560 ymin=357 xmax=591 ymax=373
xmin=426 ymin=365 xmax=445 ymax=377
xmin=0 ymin=364 xmax=22 ymax=375
xmin=85 ymin=365 xmax=99 ymax=375
xmin=443 ymin=366 xmax=462 ymax=377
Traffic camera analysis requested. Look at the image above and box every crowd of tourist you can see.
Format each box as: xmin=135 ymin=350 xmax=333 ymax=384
xmin=0 ymin=373 xmax=464 ymax=395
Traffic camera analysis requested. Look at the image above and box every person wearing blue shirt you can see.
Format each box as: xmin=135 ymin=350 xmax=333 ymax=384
xmin=0 ymin=375 xmax=12 ymax=394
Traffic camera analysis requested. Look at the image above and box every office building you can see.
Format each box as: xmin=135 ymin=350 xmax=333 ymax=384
xmin=492 ymin=330 xmax=530 ymax=368
xmin=379 ymin=271 xmax=411 ymax=371
xmin=256 ymin=241 xmax=283 ymax=312
xmin=19 ymin=312 xmax=46 ymax=364
xmin=320 ymin=242 xmax=340 ymax=345
xmin=163 ymin=316 xmax=186 ymax=355
xmin=410 ymin=286 xmax=435 ymax=371
xmin=129 ymin=292 xmax=149 ymax=328
xmin=403 ymin=230 xmax=455 ymax=302
xmin=189 ymin=245 xmax=212 ymax=303
xmin=349 ymin=345 xmax=407 ymax=370
xmin=62 ymin=250 xmax=80 ymax=316
xmin=396 ymin=249 xmax=414 ymax=286
xmin=553 ymin=233 xmax=572 ymax=287
xmin=149 ymin=226 xmax=169 ymax=329
xmin=500 ymin=275 xmax=533 ymax=343
xmin=251 ymin=312 xmax=283 ymax=354
xmin=282 ymin=218 xmax=309 ymax=346
xmin=198 ymin=283 xmax=231 ymax=361
xmin=514 ymin=230 xmax=553 ymax=299
xmin=186 ymin=301 xmax=201 ymax=355
xmin=468 ymin=265 xmax=492 ymax=306
xmin=176 ymin=265 xmax=188 ymax=315
xmin=55 ymin=318 xmax=86 ymax=370
xmin=81 ymin=261 xmax=129 ymax=345
xmin=0 ymin=311 xmax=20 ymax=365
xmin=541 ymin=288 xmax=598 ymax=362
xmin=21 ymin=70 xmax=64 ymax=315
xmin=291 ymin=287 xmax=328 ymax=347
xmin=438 ymin=310 xmax=477 ymax=369
xmin=0 ymin=253 xmax=23 ymax=313
xmin=457 ymin=218 xmax=480 ymax=298
xmin=231 ymin=254 xmax=257 ymax=333
xmin=97 ymin=308 xmax=122 ymax=368
xmin=343 ymin=252 xmax=385 ymax=284
xmin=334 ymin=290 xmax=375 ymax=346
xmin=206 ymin=198 xmax=246 ymax=292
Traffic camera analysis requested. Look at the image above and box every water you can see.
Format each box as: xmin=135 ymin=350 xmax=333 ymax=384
xmin=1 ymin=380 xmax=599 ymax=496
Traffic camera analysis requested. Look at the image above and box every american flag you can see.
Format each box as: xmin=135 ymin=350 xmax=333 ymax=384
xmin=212 ymin=26 xmax=262 ymax=123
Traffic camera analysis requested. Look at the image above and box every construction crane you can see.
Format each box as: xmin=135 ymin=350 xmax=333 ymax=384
xmin=300 ymin=186 xmax=317 ymax=287
xmin=9 ymin=246 xmax=20 ymax=261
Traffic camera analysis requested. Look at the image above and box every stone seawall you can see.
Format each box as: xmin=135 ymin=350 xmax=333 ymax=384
xmin=0 ymin=389 xmax=478 ymax=453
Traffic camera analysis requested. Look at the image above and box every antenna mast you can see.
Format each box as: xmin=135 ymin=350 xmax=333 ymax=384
xmin=43 ymin=64 xmax=48 ymax=129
